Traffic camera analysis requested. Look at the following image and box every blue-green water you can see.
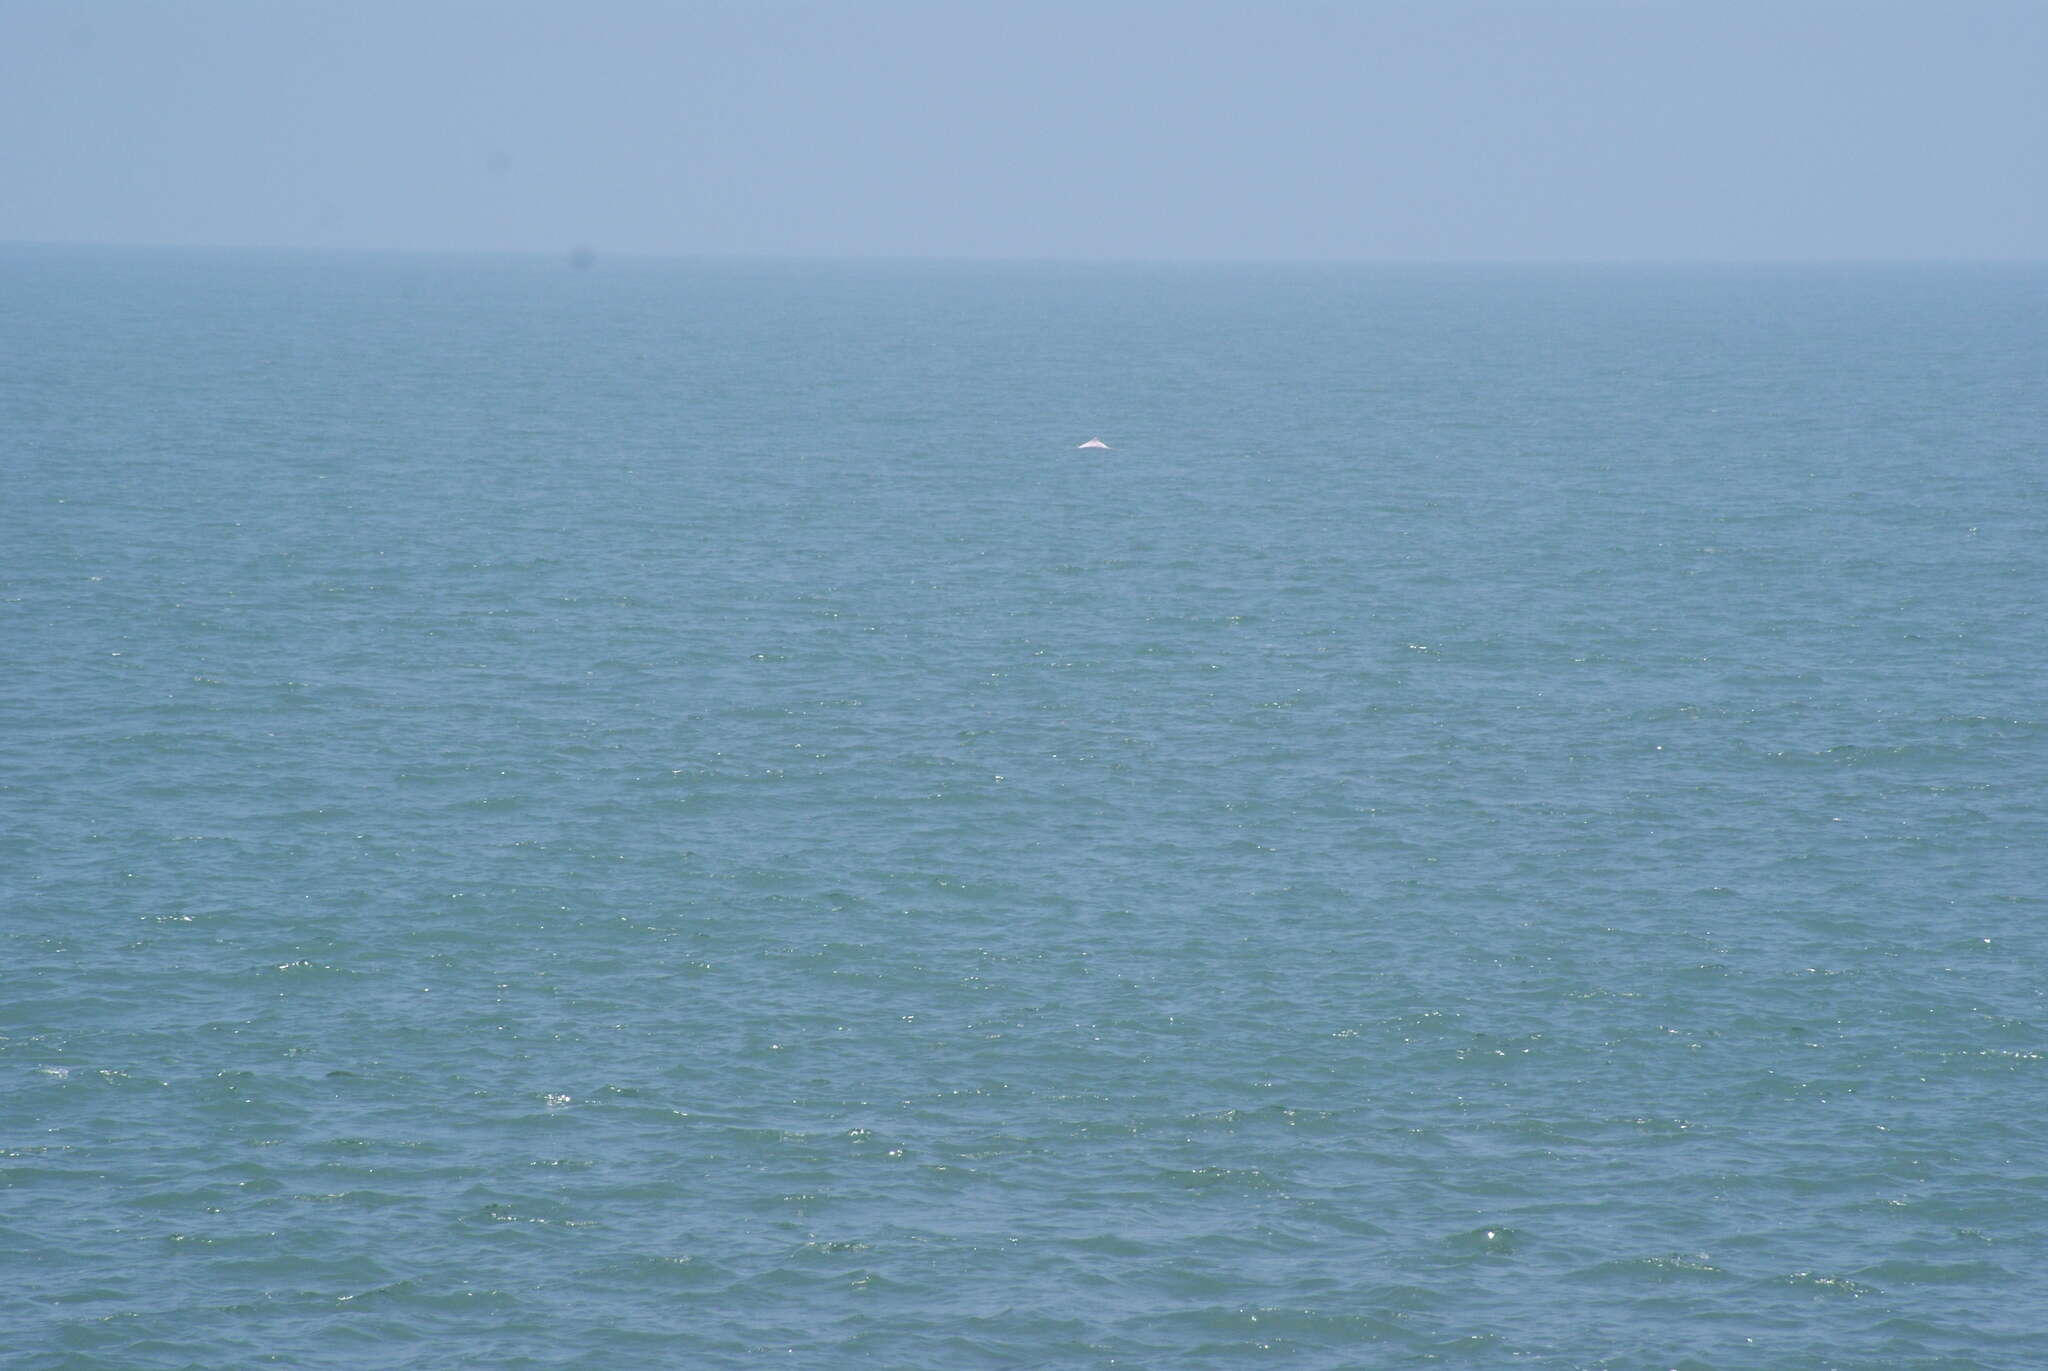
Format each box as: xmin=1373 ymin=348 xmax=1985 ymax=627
xmin=4 ymin=248 xmax=2045 ymax=1369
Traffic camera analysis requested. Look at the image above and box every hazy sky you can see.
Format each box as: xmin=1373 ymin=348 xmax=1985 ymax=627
xmin=3 ymin=0 xmax=2042 ymax=260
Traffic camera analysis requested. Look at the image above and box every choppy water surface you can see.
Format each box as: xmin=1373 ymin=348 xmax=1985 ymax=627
xmin=4 ymin=249 xmax=2045 ymax=1369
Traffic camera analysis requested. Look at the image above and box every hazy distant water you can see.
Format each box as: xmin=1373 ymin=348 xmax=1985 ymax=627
xmin=4 ymin=248 xmax=2045 ymax=1370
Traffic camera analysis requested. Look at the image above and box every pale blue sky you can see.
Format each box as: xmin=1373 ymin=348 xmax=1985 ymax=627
xmin=2 ymin=0 xmax=2042 ymax=259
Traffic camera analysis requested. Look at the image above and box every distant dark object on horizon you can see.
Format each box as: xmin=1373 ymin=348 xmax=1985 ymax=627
xmin=568 ymin=245 xmax=596 ymax=270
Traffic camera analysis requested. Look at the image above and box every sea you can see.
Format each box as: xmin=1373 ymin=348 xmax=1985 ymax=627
xmin=3 ymin=246 xmax=2044 ymax=1370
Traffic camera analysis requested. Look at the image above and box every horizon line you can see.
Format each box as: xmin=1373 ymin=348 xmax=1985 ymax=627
xmin=3 ymin=237 xmax=2044 ymax=269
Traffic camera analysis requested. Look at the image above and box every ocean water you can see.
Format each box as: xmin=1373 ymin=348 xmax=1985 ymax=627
xmin=3 ymin=247 xmax=2045 ymax=1370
